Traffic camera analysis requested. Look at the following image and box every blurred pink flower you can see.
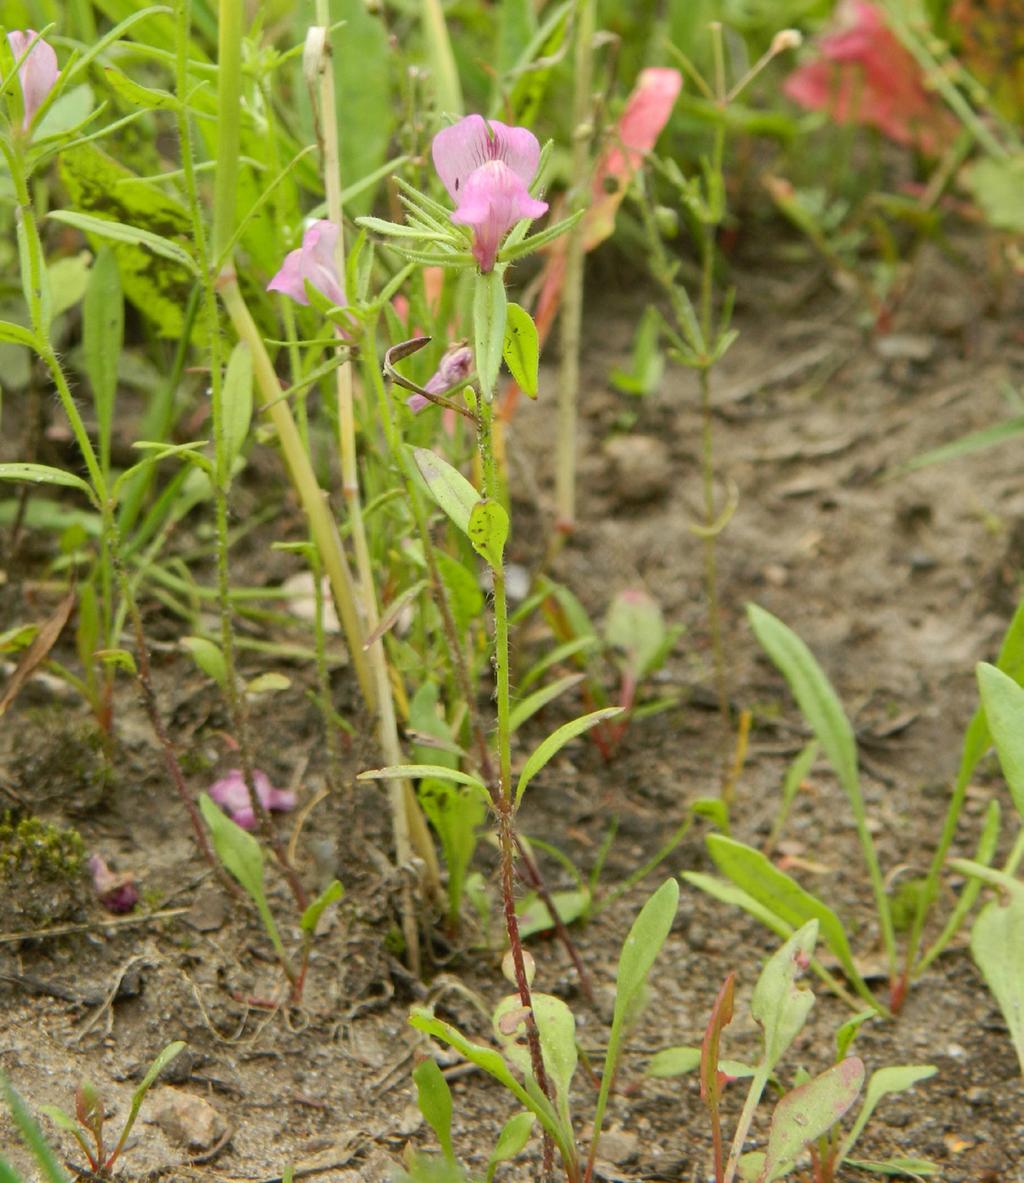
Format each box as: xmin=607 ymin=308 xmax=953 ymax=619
xmin=267 ymin=219 xmax=345 ymax=306
xmin=432 ymin=115 xmax=548 ymax=272
xmin=6 ymin=30 xmax=59 ymax=130
xmin=783 ymin=0 xmax=956 ymax=153
xmin=88 ymin=854 xmax=139 ymax=915
xmin=407 ymin=343 xmax=473 ymax=413
xmin=209 ymin=768 xmax=296 ymax=830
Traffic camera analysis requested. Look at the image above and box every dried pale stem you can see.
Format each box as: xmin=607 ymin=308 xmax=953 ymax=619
xmin=311 ymin=7 xmax=434 ymax=971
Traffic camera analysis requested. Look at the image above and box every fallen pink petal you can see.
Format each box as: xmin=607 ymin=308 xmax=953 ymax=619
xmin=432 ymin=115 xmax=548 ymax=272
xmin=783 ymin=0 xmax=956 ymax=153
xmin=267 ymin=219 xmax=346 ymax=306
xmin=88 ymin=853 xmax=139 ymax=915
xmin=208 ymin=768 xmax=297 ymax=830
xmin=6 ymin=30 xmax=59 ymax=130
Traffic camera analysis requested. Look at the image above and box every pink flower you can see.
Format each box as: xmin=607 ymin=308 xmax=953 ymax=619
xmin=88 ymin=854 xmax=139 ymax=915
xmin=432 ymin=115 xmax=548 ymax=273
xmin=209 ymin=768 xmax=297 ymax=831
xmin=6 ymin=30 xmax=59 ymax=131
xmin=783 ymin=1 xmax=956 ymax=153
xmin=407 ymin=343 xmax=473 ymax=413
xmin=267 ymin=220 xmax=345 ymax=306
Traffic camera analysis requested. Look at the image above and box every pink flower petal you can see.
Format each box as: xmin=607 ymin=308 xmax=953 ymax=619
xmin=432 ymin=115 xmax=542 ymax=205
xmin=209 ymin=768 xmax=295 ymax=830
xmin=267 ymin=220 xmax=345 ymax=307
xmin=783 ymin=1 xmax=955 ymax=153
xmin=7 ymin=31 xmax=59 ymax=130
xmin=408 ymin=344 xmax=474 ymax=414
xmin=451 ymin=159 xmax=548 ymax=272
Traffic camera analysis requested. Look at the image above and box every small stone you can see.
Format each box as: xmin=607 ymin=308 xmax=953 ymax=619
xmin=185 ymin=884 xmax=226 ymax=933
xmin=149 ymin=1087 xmax=227 ymax=1150
xmin=597 ymin=1126 xmax=638 ymax=1166
xmin=874 ymin=333 xmax=936 ymax=362
xmin=604 ymin=435 xmax=673 ymax=504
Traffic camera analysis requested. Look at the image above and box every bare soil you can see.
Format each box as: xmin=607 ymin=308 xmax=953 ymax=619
xmin=2 ymin=236 xmax=1024 ymax=1182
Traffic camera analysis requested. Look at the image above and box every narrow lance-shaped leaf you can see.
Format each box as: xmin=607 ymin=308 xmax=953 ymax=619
xmin=412 ymin=1058 xmax=455 ymax=1164
xmin=977 ymin=662 xmax=1024 ymax=820
xmin=219 ymin=341 xmax=253 ymax=487
xmin=839 ymin=1064 xmax=937 ymax=1161
xmin=705 ymin=834 xmax=878 ymax=1010
xmin=474 ymin=267 xmax=508 ymax=398
xmin=515 ymin=707 xmax=622 ymax=807
xmin=83 ymin=247 xmax=122 ymax=477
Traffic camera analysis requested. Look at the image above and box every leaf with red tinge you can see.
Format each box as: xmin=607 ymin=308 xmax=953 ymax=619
xmin=761 ymin=1057 xmax=865 ymax=1181
xmin=0 ymin=591 xmax=75 ymax=718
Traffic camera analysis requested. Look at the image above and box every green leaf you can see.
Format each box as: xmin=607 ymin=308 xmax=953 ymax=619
xmin=181 ymin=635 xmax=228 ymax=690
xmin=502 ymin=303 xmax=539 ymax=398
xmin=515 ymin=707 xmax=623 ymax=807
xmin=408 ymin=1010 xmax=567 ymax=1156
xmin=751 ymin=921 xmax=818 ymax=1073
xmin=419 ymin=778 xmax=487 ymax=925
xmin=615 ymin=878 xmax=679 ymax=1024
xmin=517 ymin=886 xmax=590 ymax=938
xmin=220 ymin=341 xmax=253 ymax=486
xmin=977 ymin=662 xmax=1024 ymax=820
xmin=413 ymin=447 xmax=480 ymax=537
xmin=486 ymin=1112 xmax=534 ymax=1182
xmin=299 ymin=880 xmax=344 ymax=935
xmin=965 ymin=873 xmax=1024 ymax=1074
xmin=604 ymin=589 xmax=672 ymax=680
xmin=839 ymin=1065 xmax=937 ymax=1163
xmin=0 ymin=463 xmax=95 ymax=502
xmin=413 ymin=1059 xmax=455 ymax=1164
xmin=468 ymin=498 xmax=509 ymax=570
xmin=747 ymin=604 xmax=859 ymax=801
xmin=358 ymin=764 xmax=487 ymax=792
xmin=199 ymin=794 xmax=290 ymax=970
xmin=705 ymin=835 xmax=877 ymax=1009
xmin=844 ymin=1157 xmax=939 ymax=1177
xmin=0 ymin=320 xmax=39 ymax=349
xmin=647 ymin=1046 xmax=753 ymax=1079
xmin=762 ymin=1058 xmax=865 ymax=1181
xmin=49 ymin=210 xmax=199 ymax=275
xmin=102 ymin=66 xmax=179 ymax=110
xmin=37 ymin=1106 xmax=93 ymax=1162
xmin=835 ymin=1010 xmax=875 ymax=1062
xmin=48 ymin=252 xmax=93 ymax=321
xmin=509 ymin=673 xmax=585 ymax=734
xmin=1 ymin=1074 xmax=70 ymax=1183
xmin=333 ymin=0 xmax=393 ymax=218
xmin=963 ymin=155 xmax=1024 ymax=232
xmin=473 ymin=268 xmax=508 ymax=398
xmin=494 ymin=992 xmax=577 ymax=1130
xmin=83 ymin=247 xmax=123 ymax=476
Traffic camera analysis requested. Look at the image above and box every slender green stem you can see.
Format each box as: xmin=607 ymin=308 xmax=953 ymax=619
xmin=723 ymin=1070 xmax=769 ymax=1183
xmin=554 ymin=0 xmax=595 ymax=535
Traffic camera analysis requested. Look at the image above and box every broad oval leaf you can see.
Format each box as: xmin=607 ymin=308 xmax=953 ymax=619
xmin=751 ymin=921 xmax=818 ymax=1073
xmin=762 ymin=1058 xmax=865 ymax=1181
xmin=469 ymin=498 xmax=509 ymax=569
xmin=503 ymin=302 xmax=539 ymax=398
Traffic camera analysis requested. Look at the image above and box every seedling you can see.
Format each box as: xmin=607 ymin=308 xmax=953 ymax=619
xmin=38 ymin=1042 xmax=186 ymax=1178
xmin=650 ymin=923 xmax=936 ymax=1182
